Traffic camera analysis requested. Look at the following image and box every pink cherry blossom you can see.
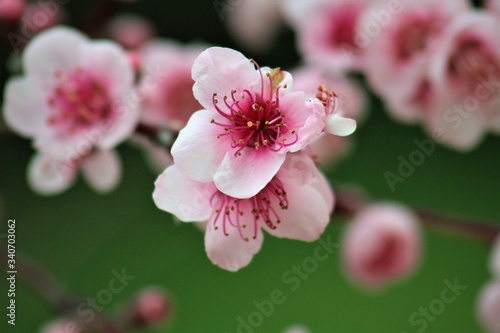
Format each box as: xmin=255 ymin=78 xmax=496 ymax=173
xmin=422 ymin=11 xmax=500 ymax=150
xmin=476 ymin=280 xmax=500 ymax=333
xmin=284 ymin=0 xmax=379 ymax=71
xmin=361 ymin=0 xmax=469 ymax=123
xmin=0 ymin=0 xmax=24 ymax=21
xmin=138 ymin=40 xmax=205 ymax=131
xmin=153 ymin=153 xmax=334 ymax=272
xmin=3 ymin=26 xmax=139 ymax=162
xmin=104 ymin=14 xmax=155 ymax=50
xmin=28 ymin=150 xmax=122 ymax=195
xmin=342 ymin=203 xmax=422 ymax=290
xmin=292 ymin=66 xmax=366 ymax=165
xmin=226 ymin=0 xmax=284 ymax=53
xmin=171 ymin=47 xmax=327 ymax=198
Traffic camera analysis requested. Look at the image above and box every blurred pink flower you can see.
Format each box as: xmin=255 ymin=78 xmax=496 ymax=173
xmin=171 ymin=47 xmax=327 ymax=198
xmin=361 ymin=0 xmax=469 ymax=123
xmin=342 ymin=203 xmax=422 ymax=290
xmin=0 ymin=0 xmax=24 ymax=21
xmin=153 ymin=153 xmax=334 ymax=272
xmin=422 ymin=11 xmax=500 ymax=150
xmin=284 ymin=0 xmax=378 ymax=71
xmin=226 ymin=0 xmax=284 ymax=53
xmin=28 ymin=150 xmax=122 ymax=195
xmin=292 ymin=66 xmax=367 ymax=165
xmin=138 ymin=40 xmax=205 ymax=131
xmin=3 ymin=26 xmax=138 ymax=161
xmin=476 ymin=280 xmax=500 ymax=333
xmin=126 ymin=287 xmax=172 ymax=328
xmin=22 ymin=1 xmax=67 ymax=34
xmin=104 ymin=14 xmax=156 ymax=50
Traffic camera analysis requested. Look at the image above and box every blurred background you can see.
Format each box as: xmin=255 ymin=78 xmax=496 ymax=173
xmin=0 ymin=0 xmax=499 ymax=332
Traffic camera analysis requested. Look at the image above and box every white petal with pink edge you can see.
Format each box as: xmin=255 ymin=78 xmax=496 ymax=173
xmin=81 ymin=150 xmax=122 ymax=193
xmin=205 ymin=217 xmax=264 ymax=272
xmin=3 ymin=76 xmax=48 ymax=137
xmin=214 ymin=148 xmax=286 ymax=199
xmin=24 ymin=26 xmax=87 ymax=84
xmin=325 ymin=114 xmax=356 ymax=137
xmin=264 ymin=153 xmax=333 ymax=241
xmin=153 ymin=165 xmax=213 ymax=222
xmin=171 ymin=110 xmax=232 ymax=182
xmin=192 ymin=47 xmax=260 ymax=111
xmin=27 ymin=153 xmax=77 ymax=196
xmin=82 ymin=41 xmax=134 ymax=96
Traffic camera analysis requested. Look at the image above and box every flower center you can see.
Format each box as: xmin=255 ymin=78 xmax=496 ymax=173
xmin=210 ymin=177 xmax=289 ymax=241
xmin=393 ymin=13 xmax=437 ymax=62
xmin=210 ymin=64 xmax=298 ymax=157
xmin=326 ymin=3 xmax=362 ymax=51
xmin=448 ymin=40 xmax=500 ymax=91
xmin=47 ymin=68 xmax=113 ymax=135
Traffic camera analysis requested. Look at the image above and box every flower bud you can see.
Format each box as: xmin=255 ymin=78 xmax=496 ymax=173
xmin=342 ymin=203 xmax=422 ymax=290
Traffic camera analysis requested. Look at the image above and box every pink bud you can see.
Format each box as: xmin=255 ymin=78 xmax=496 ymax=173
xmin=342 ymin=203 xmax=422 ymax=290
xmin=104 ymin=14 xmax=155 ymax=50
xmin=0 ymin=0 xmax=24 ymax=21
xmin=476 ymin=280 xmax=500 ymax=333
xmin=127 ymin=287 xmax=172 ymax=328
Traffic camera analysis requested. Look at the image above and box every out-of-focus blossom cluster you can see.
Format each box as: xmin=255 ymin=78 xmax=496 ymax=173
xmin=228 ymin=0 xmax=500 ymax=151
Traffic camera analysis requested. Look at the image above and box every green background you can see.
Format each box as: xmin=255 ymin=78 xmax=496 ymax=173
xmin=0 ymin=1 xmax=499 ymax=332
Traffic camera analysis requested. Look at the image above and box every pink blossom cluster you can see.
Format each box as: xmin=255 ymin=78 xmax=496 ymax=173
xmin=228 ymin=0 xmax=500 ymax=151
xmin=2 ymin=23 xmax=206 ymax=193
xmin=153 ymin=46 xmax=357 ymax=271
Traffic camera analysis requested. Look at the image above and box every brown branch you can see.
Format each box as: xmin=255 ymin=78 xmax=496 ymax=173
xmin=333 ymin=187 xmax=500 ymax=243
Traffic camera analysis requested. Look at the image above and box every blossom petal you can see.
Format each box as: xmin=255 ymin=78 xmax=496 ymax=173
xmin=82 ymin=40 xmax=134 ymax=96
xmin=192 ymin=47 xmax=260 ymax=111
xmin=171 ymin=110 xmax=231 ymax=182
xmin=153 ymin=165 xmax=214 ymax=222
xmin=278 ymin=92 xmax=326 ymax=152
xmin=81 ymin=150 xmax=122 ymax=193
xmin=325 ymin=114 xmax=356 ymax=136
xmin=214 ymin=149 xmax=286 ymax=199
xmin=3 ymin=76 xmax=47 ymax=137
xmin=205 ymin=217 xmax=264 ymax=272
xmin=24 ymin=26 xmax=87 ymax=83
xmin=27 ymin=154 xmax=76 ymax=196
xmin=265 ymin=153 xmax=333 ymax=241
